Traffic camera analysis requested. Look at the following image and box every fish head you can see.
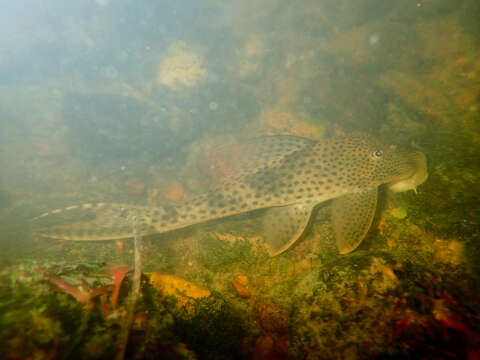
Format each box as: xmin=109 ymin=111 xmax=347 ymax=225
xmin=386 ymin=150 xmax=428 ymax=192
xmin=338 ymin=133 xmax=428 ymax=191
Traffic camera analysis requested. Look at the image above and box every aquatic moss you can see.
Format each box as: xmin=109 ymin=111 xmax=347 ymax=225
xmin=0 ymin=262 xmax=185 ymax=359
xmin=197 ymin=234 xmax=255 ymax=272
xmin=0 ymin=264 xmax=91 ymax=359
xmin=289 ymin=251 xmax=480 ymax=359
xmin=460 ymin=0 xmax=480 ymax=41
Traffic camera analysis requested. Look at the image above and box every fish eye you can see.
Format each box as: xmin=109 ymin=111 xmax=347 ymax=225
xmin=372 ymin=150 xmax=383 ymax=158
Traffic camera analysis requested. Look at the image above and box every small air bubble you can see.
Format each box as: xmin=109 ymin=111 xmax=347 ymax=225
xmin=369 ymin=34 xmax=379 ymax=46
xmin=101 ymin=65 xmax=118 ymax=79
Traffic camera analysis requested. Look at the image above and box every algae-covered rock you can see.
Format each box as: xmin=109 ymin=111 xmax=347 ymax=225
xmin=156 ymin=41 xmax=208 ymax=90
xmin=148 ymin=272 xmax=211 ymax=307
xmin=389 ymin=206 xmax=408 ymax=219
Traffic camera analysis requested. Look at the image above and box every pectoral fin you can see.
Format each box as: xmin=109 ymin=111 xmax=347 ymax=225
xmin=332 ymin=188 xmax=378 ymax=254
xmin=263 ymin=203 xmax=314 ymax=256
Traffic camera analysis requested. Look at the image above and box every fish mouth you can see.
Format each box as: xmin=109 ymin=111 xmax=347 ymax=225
xmin=388 ymin=151 xmax=428 ymax=193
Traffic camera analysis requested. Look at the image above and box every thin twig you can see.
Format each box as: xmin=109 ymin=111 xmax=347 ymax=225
xmin=115 ymin=216 xmax=142 ymax=360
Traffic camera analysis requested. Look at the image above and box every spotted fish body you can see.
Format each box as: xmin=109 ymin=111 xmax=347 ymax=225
xmin=34 ymin=133 xmax=428 ymax=255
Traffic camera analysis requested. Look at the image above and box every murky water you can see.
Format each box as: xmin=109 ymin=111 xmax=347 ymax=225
xmin=0 ymin=1 xmax=479 ymax=359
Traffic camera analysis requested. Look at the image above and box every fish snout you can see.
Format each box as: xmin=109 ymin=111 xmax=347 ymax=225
xmin=388 ymin=151 xmax=428 ymax=193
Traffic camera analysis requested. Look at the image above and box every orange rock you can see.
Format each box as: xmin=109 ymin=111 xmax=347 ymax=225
xmin=236 ymin=274 xmax=249 ymax=286
xmin=164 ymin=181 xmax=184 ymax=203
xmin=148 ymin=273 xmax=210 ymax=307
xmin=231 ymin=279 xmax=250 ymax=298
xmin=126 ymin=178 xmax=145 ymax=196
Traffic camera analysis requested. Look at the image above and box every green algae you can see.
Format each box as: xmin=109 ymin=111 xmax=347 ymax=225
xmin=197 ymin=234 xmax=257 ymax=273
